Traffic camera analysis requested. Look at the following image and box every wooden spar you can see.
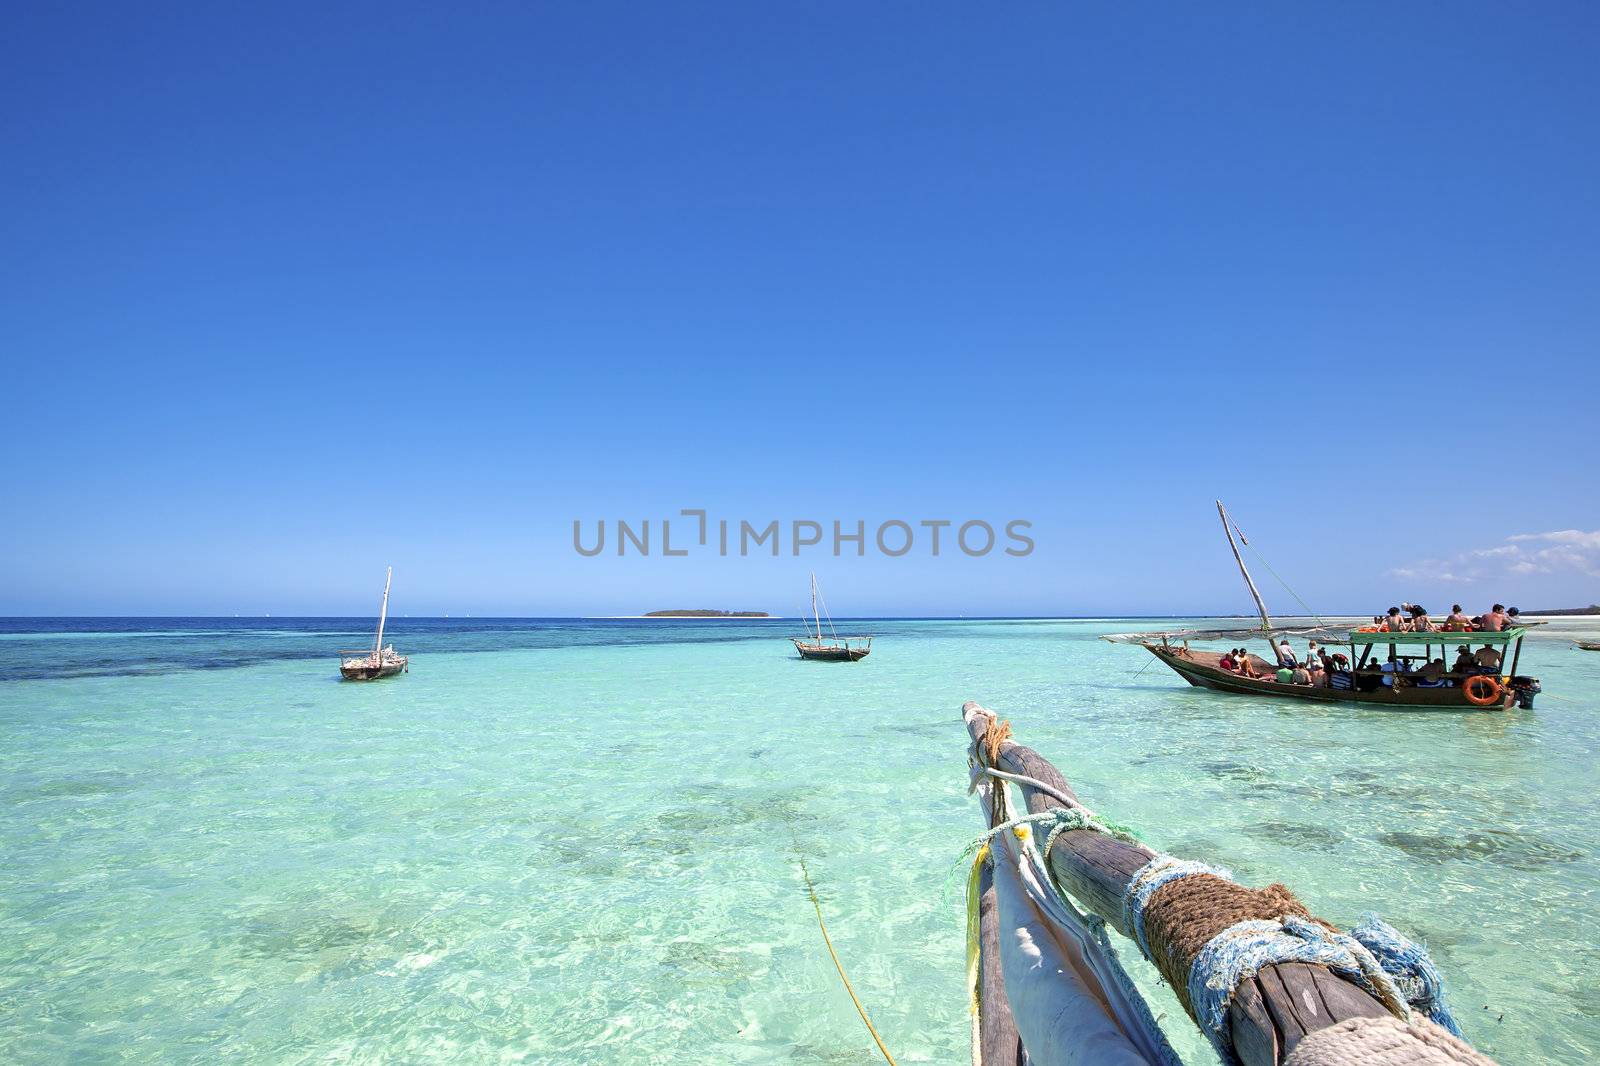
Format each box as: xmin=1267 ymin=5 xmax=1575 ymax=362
xmin=1217 ymin=501 xmax=1281 ymax=665
xmin=977 ymin=859 xmax=1025 ymax=1066
xmin=373 ymin=566 xmax=393 ymax=660
xmin=963 ymin=701 xmax=1396 ymax=1066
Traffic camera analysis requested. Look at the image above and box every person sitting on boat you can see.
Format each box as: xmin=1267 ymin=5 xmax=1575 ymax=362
xmin=1306 ymin=658 xmax=1326 ymax=686
xmin=1474 ymin=645 xmax=1503 ymax=670
xmin=1378 ymin=654 xmax=1407 ymax=686
xmin=1219 ymin=649 xmax=1237 ymax=671
xmin=1452 ymin=645 xmax=1477 ymax=674
xmin=1383 ymin=607 xmax=1408 ymax=632
xmin=1444 ymin=604 xmax=1471 ymax=631
xmin=1291 ymin=662 xmax=1312 ymax=686
xmin=1480 ymin=604 xmax=1508 ymax=632
xmin=1506 ymin=607 xmax=1523 ymax=625
xmin=1276 ymin=639 xmax=1298 ymax=666
xmin=1240 ymin=651 xmax=1265 ymax=678
xmin=1414 ymin=658 xmax=1448 ymax=686
xmin=1407 ymin=605 xmax=1435 ymax=632
xmin=1275 ymin=662 xmax=1295 ymax=684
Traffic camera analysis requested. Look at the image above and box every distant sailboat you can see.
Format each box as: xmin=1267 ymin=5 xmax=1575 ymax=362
xmin=790 ymin=573 xmax=872 ymax=662
xmin=339 ymin=567 xmax=409 ymax=680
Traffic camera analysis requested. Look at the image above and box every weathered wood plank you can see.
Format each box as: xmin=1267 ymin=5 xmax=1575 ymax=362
xmin=962 ymin=701 xmax=1408 ymax=1066
xmin=978 ymin=859 xmax=1025 ymax=1066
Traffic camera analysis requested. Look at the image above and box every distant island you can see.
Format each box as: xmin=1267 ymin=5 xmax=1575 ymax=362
xmin=643 ymin=609 xmax=770 ymax=618
xmin=1525 ymin=604 xmax=1600 ymax=616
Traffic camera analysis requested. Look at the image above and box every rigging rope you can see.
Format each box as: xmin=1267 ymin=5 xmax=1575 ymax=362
xmin=1233 ymin=517 xmax=1331 ymax=628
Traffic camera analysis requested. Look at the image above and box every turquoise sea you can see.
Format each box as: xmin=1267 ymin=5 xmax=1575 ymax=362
xmin=2 ymin=616 xmax=1597 ymax=1064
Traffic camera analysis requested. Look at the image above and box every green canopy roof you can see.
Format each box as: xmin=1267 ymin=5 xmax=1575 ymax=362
xmin=1347 ymin=626 xmax=1527 ymax=646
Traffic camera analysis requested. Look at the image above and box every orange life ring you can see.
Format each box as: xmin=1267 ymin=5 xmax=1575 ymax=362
xmin=1463 ymin=675 xmax=1503 ymax=707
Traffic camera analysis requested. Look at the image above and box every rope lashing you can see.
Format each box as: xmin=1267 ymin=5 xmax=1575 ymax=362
xmin=1120 ymin=855 xmax=1472 ymax=1064
xmin=967 ymin=765 xmax=1142 ymax=844
xmin=1350 ymin=915 xmax=1464 ymax=1037
xmin=1281 ymin=1015 xmax=1494 ymax=1066
xmin=1188 ymin=916 xmax=1412 ymax=1066
xmin=1121 ymin=855 xmax=1234 ymax=961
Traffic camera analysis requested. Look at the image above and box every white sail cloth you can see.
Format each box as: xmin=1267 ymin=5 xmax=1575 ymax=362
xmin=980 ymin=782 xmax=1182 ymax=1066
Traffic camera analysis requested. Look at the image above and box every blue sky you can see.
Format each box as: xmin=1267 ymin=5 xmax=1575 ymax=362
xmin=3 ymin=3 xmax=1598 ymax=616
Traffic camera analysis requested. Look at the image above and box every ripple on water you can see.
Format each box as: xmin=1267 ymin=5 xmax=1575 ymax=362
xmin=1244 ymin=821 xmax=1348 ymax=850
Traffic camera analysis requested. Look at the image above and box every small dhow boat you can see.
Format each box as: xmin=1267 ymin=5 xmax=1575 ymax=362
xmin=1104 ymin=502 xmax=1541 ymax=710
xmin=1576 ymin=640 xmax=1600 ymax=652
xmin=339 ymin=567 xmax=408 ymax=681
xmin=790 ymin=573 xmax=872 ymax=662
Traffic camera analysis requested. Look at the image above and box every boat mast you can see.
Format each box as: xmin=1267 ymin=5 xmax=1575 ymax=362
xmin=373 ymin=567 xmax=393 ymax=659
xmin=1216 ymin=502 xmax=1282 ymax=664
xmin=810 ymin=572 xmax=822 ymax=641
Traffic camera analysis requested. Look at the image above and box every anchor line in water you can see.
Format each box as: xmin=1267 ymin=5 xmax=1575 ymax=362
xmin=792 ymin=850 xmax=900 ymax=1066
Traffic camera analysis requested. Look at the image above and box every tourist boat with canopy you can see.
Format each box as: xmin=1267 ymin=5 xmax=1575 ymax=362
xmin=1103 ymin=502 xmax=1541 ymax=710
xmin=790 ymin=573 xmax=872 ymax=661
xmin=339 ymin=567 xmax=409 ymax=680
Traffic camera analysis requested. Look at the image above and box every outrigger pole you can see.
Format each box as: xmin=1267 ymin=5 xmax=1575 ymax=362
xmin=1216 ymin=501 xmax=1283 ymax=665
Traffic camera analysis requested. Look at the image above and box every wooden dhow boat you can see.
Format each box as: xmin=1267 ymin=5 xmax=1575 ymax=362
xmin=790 ymin=573 xmax=872 ymax=662
xmin=339 ymin=567 xmax=409 ymax=681
xmin=1104 ymin=502 xmax=1541 ymax=711
xmin=1576 ymin=640 xmax=1600 ymax=652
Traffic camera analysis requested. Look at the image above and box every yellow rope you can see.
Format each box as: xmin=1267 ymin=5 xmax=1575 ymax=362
xmin=966 ymin=844 xmax=991 ymax=1015
xmin=796 ymin=853 xmax=900 ymax=1066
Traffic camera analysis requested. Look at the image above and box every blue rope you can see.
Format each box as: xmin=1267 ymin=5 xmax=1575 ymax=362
xmin=1352 ymin=914 xmax=1463 ymax=1037
xmin=1188 ymin=916 xmax=1411 ymax=1066
xmin=1118 ymin=854 xmax=1472 ymax=1063
xmin=1120 ymin=855 xmax=1233 ymax=961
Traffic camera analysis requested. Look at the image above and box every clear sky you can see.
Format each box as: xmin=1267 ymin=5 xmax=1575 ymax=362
xmin=3 ymin=3 xmax=1598 ymax=616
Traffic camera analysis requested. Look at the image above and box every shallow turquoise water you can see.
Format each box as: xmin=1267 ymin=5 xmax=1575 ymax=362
xmin=1 ymin=617 xmax=1597 ymax=1063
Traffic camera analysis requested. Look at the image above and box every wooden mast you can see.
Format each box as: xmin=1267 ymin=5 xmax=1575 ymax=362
xmin=373 ymin=566 xmax=393 ymax=661
xmin=810 ymin=572 xmax=822 ymax=642
xmin=1216 ymin=501 xmax=1281 ymax=665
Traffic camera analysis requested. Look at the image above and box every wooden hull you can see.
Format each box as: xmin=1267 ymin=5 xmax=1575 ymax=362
xmin=1143 ymin=645 xmax=1524 ymax=711
xmin=340 ymin=658 xmax=407 ymax=681
xmin=792 ymin=641 xmax=870 ymax=662
xmin=1577 ymin=641 xmax=1600 ymax=652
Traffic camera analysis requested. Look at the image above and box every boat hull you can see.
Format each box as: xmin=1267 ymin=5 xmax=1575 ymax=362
xmin=792 ymin=641 xmax=870 ymax=662
xmin=339 ymin=658 xmax=408 ymax=681
xmin=1144 ymin=645 xmax=1525 ymax=711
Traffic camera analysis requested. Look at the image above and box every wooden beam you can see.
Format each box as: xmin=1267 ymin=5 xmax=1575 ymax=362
xmin=977 ymin=858 xmax=1025 ymax=1066
xmin=963 ymin=702 xmax=1389 ymax=1066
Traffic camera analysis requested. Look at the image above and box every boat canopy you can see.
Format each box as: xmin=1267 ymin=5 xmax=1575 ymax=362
xmin=1100 ymin=624 xmax=1349 ymax=645
xmin=1349 ymin=626 xmax=1528 ymax=647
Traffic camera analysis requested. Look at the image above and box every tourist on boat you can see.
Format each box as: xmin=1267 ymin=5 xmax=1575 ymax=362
xmin=1237 ymin=651 xmax=1263 ymax=678
xmin=1407 ymin=605 xmax=1435 ymax=631
xmin=1275 ymin=662 xmax=1294 ymax=684
xmin=1452 ymin=645 xmax=1477 ymax=674
xmin=1414 ymin=659 xmax=1447 ymax=686
xmin=1384 ymin=607 xmax=1407 ymax=632
xmin=1276 ymin=639 xmax=1298 ymax=666
xmin=1219 ymin=649 xmax=1237 ymax=671
xmin=1506 ymin=607 xmax=1522 ymax=625
xmin=1378 ymin=655 xmax=1407 ymax=686
xmin=1306 ymin=639 xmax=1321 ymax=664
xmin=1480 ymin=604 xmax=1508 ymax=632
xmin=1474 ymin=645 xmax=1503 ymax=670
xmin=1442 ymin=604 xmax=1468 ymax=631
xmin=1291 ymin=662 xmax=1312 ymax=686
xmin=1306 ymin=658 xmax=1326 ymax=686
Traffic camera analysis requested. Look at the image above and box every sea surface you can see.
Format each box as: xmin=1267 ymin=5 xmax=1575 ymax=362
xmin=2 ymin=616 xmax=1597 ymax=1064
